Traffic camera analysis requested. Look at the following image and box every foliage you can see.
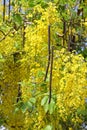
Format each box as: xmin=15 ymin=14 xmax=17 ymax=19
xmin=0 ymin=0 xmax=87 ymax=130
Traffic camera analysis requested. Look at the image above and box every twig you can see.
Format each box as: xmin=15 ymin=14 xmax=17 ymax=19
xmin=16 ymin=85 xmax=22 ymax=103
xmin=56 ymin=32 xmax=64 ymax=37
xmin=8 ymin=0 xmax=11 ymax=18
xmin=0 ymin=29 xmax=6 ymax=36
xmin=0 ymin=25 xmax=22 ymax=42
xmin=44 ymin=25 xmax=51 ymax=81
xmin=49 ymin=46 xmax=54 ymax=104
xmin=63 ymin=21 xmax=66 ymax=45
xmin=0 ymin=28 xmax=13 ymax=42
xmin=22 ymin=22 xmax=26 ymax=47
xmin=3 ymin=0 xmax=6 ymax=22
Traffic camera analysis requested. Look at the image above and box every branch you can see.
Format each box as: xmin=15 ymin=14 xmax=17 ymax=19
xmin=49 ymin=46 xmax=54 ymax=104
xmin=16 ymin=85 xmax=22 ymax=103
xmin=22 ymin=20 xmax=26 ymax=47
xmin=0 ymin=28 xmax=13 ymax=42
xmin=56 ymin=32 xmax=64 ymax=37
xmin=0 ymin=29 xmax=6 ymax=36
xmin=44 ymin=25 xmax=51 ymax=81
xmin=0 ymin=25 xmax=22 ymax=42
xmin=3 ymin=0 xmax=6 ymax=22
xmin=8 ymin=0 xmax=11 ymax=18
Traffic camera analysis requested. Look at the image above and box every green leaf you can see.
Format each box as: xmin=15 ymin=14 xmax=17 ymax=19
xmin=40 ymin=82 xmax=47 ymax=87
xmin=41 ymin=96 xmax=48 ymax=106
xmin=21 ymin=101 xmax=33 ymax=113
xmin=21 ymin=103 xmax=27 ymax=113
xmin=44 ymin=103 xmax=49 ymax=113
xmin=44 ymin=125 xmax=53 ymax=130
xmin=49 ymin=99 xmax=55 ymax=114
xmin=27 ymin=101 xmax=33 ymax=109
xmin=0 ymin=118 xmax=4 ymax=126
xmin=29 ymin=0 xmax=35 ymax=7
xmin=29 ymin=97 xmax=36 ymax=104
xmin=14 ymin=107 xmax=19 ymax=113
xmin=11 ymin=1 xmax=15 ymax=6
xmin=37 ymin=70 xmax=44 ymax=77
xmin=13 ymin=13 xmax=23 ymax=25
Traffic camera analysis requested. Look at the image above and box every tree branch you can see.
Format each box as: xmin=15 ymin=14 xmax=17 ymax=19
xmin=49 ymin=46 xmax=54 ymax=104
xmin=3 ymin=0 xmax=6 ymax=22
xmin=8 ymin=0 xmax=11 ymax=18
xmin=0 ymin=29 xmax=6 ymax=36
xmin=44 ymin=25 xmax=51 ymax=82
xmin=0 ymin=28 xmax=13 ymax=42
xmin=0 ymin=25 xmax=22 ymax=42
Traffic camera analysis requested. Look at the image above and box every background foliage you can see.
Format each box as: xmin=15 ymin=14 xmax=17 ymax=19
xmin=0 ymin=0 xmax=87 ymax=130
